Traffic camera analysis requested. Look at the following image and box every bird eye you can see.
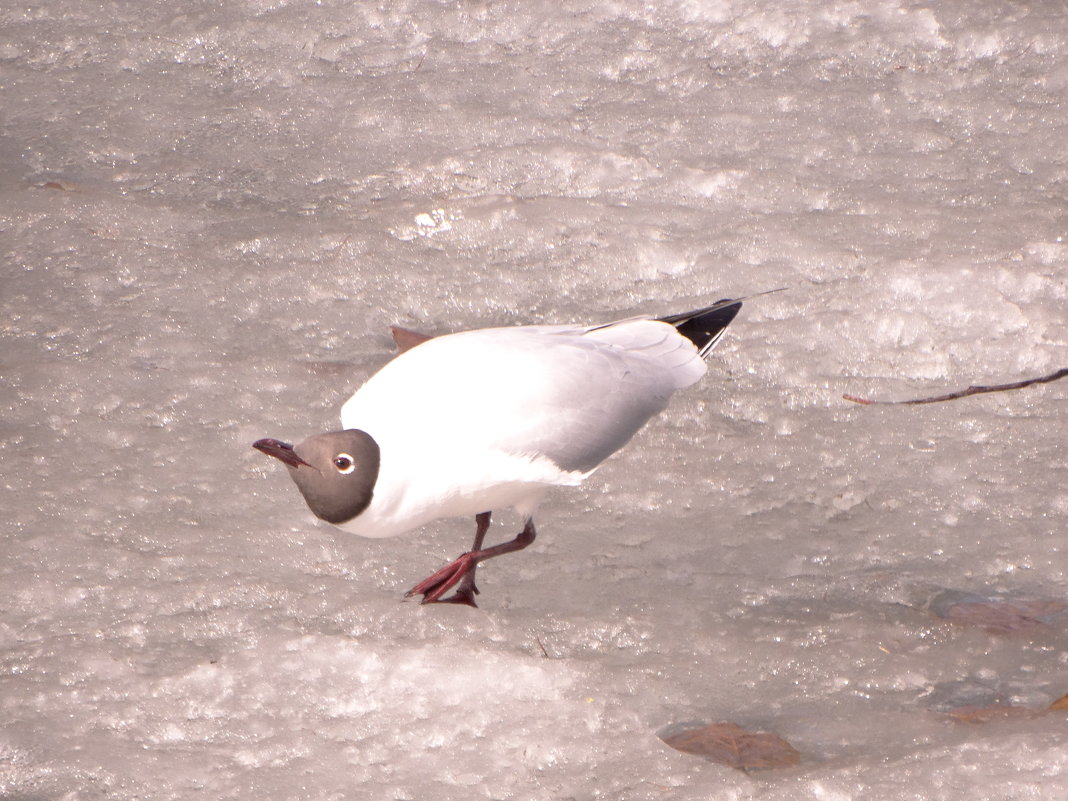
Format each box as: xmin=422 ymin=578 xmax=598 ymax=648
xmin=333 ymin=453 xmax=355 ymax=474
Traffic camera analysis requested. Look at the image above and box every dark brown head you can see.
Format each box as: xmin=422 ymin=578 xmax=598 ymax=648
xmin=253 ymin=430 xmax=380 ymax=524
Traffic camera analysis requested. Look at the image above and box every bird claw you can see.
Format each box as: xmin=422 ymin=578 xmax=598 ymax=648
xmin=434 ymin=586 xmax=480 ymax=607
xmin=405 ymin=553 xmax=480 ymax=605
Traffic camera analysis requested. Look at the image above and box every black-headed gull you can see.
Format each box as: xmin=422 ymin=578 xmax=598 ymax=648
xmin=254 ymin=297 xmax=746 ymax=606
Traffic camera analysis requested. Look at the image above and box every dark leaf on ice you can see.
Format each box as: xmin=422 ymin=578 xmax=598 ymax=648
xmin=947 ymin=704 xmax=1045 ymax=724
xmin=661 ymin=722 xmax=800 ymax=770
xmin=948 ymin=693 xmax=1068 ymax=723
xmin=391 ymin=325 xmax=434 ymax=353
xmin=1047 ymin=694 xmax=1068 ymax=711
xmin=937 ymin=598 xmax=1068 ymax=635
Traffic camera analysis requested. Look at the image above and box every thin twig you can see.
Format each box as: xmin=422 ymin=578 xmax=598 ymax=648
xmin=533 ymin=635 xmax=550 ymax=659
xmin=844 ymin=367 xmax=1068 ymax=406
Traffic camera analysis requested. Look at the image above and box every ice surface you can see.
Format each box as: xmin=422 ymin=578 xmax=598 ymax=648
xmin=2 ymin=0 xmax=1067 ymax=798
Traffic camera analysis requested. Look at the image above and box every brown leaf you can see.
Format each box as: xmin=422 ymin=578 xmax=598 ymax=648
xmin=390 ymin=326 xmax=433 ymax=353
xmin=938 ymin=598 xmax=1067 ymax=635
xmin=661 ymin=722 xmax=800 ymax=770
xmin=947 ymin=705 xmax=1045 ymax=724
xmin=1048 ymin=694 xmax=1068 ymax=711
xmin=947 ymin=692 xmax=1068 ymax=723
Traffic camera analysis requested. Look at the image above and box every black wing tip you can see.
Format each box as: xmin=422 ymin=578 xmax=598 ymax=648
xmin=667 ymin=302 xmax=742 ymax=356
xmin=659 ymin=289 xmax=784 ymax=356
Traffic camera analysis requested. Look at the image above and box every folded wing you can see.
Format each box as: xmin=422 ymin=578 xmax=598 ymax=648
xmin=341 ymin=319 xmax=709 ymax=476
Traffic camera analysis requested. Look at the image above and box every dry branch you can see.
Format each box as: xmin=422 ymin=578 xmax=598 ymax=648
xmin=844 ymin=367 xmax=1068 ymax=406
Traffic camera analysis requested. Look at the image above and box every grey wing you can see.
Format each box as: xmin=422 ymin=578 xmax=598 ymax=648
xmin=493 ymin=334 xmax=683 ymax=474
xmin=344 ymin=323 xmax=699 ymax=477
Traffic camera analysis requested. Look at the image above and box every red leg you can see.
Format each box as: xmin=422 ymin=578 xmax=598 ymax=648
xmin=406 ymin=515 xmax=536 ymax=606
xmin=435 ymin=511 xmax=491 ymax=606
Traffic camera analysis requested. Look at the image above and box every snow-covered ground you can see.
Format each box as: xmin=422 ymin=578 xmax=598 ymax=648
xmin=2 ymin=0 xmax=1067 ymax=798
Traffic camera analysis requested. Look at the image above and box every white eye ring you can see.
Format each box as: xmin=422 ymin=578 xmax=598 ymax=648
xmin=333 ymin=453 xmax=355 ymax=474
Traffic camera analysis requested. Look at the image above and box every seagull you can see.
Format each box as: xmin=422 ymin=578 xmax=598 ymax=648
xmin=253 ymin=296 xmax=750 ymax=607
